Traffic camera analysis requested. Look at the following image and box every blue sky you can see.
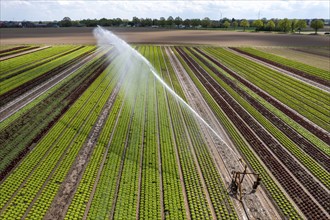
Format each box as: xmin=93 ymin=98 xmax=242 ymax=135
xmin=1 ymin=0 xmax=329 ymax=21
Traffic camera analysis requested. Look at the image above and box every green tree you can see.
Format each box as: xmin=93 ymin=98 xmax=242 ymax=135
xmin=240 ymin=19 xmax=249 ymax=31
xmin=232 ymin=21 xmax=238 ymax=30
xmin=252 ymin=19 xmax=264 ymax=31
xmin=266 ymin=20 xmax=275 ymax=31
xmin=311 ymin=19 xmax=324 ymax=34
xmin=60 ymin=17 xmax=72 ymax=27
xmin=278 ymin=18 xmax=291 ymax=32
xmin=191 ymin=19 xmax=201 ymax=28
xmin=183 ymin=19 xmax=191 ymax=27
xmin=291 ymin=19 xmax=297 ymax=32
xmin=132 ymin=16 xmax=140 ymax=26
xmin=144 ymin=18 xmax=152 ymax=26
xmin=113 ymin=18 xmax=122 ymax=26
xmin=295 ymin=19 xmax=307 ymax=34
xmin=166 ymin=16 xmax=174 ymax=26
xmin=99 ymin=18 xmax=112 ymax=26
xmin=159 ymin=17 xmax=166 ymax=27
xmin=152 ymin=19 xmax=158 ymax=26
xmin=201 ymin=17 xmax=211 ymax=28
xmin=223 ymin=20 xmax=230 ymax=29
xmin=174 ymin=16 xmax=182 ymax=26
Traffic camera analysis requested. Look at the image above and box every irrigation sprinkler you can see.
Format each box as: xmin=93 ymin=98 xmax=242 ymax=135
xmin=229 ymin=159 xmax=261 ymax=201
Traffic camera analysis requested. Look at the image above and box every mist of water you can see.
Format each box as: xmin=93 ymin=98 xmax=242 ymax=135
xmin=93 ymin=26 xmax=240 ymax=160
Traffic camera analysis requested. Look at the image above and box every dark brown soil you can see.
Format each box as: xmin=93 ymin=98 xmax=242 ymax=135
xmin=0 ymin=27 xmax=329 ymax=46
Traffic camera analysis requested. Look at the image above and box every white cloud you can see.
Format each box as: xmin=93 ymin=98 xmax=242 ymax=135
xmin=1 ymin=0 xmax=329 ymax=21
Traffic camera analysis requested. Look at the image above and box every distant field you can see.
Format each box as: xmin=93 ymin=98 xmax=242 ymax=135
xmin=0 ymin=27 xmax=329 ymax=46
xmin=256 ymin=47 xmax=330 ymax=70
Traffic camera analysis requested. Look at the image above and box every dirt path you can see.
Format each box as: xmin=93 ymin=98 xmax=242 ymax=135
xmin=227 ymin=48 xmax=330 ymax=93
xmin=0 ymin=51 xmax=98 ymax=122
xmin=44 ymin=75 xmax=123 ymax=219
xmin=166 ymin=46 xmax=282 ymax=220
xmin=0 ymin=46 xmax=50 ymax=61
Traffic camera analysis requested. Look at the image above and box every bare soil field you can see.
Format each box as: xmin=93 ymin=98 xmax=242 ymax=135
xmin=1 ymin=27 xmax=329 ymax=46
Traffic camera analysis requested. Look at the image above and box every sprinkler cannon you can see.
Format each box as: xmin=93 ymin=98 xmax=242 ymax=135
xmin=229 ymin=159 xmax=261 ymax=201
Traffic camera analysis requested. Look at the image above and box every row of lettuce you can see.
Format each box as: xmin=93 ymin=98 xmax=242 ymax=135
xmin=1 ymin=44 xmax=329 ymax=219
xmin=1 ymin=45 xmax=237 ymax=219
xmin=173 ymin=46 xmax=329 ymax=219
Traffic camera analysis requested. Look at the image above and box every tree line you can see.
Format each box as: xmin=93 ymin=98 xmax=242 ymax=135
xmin=1 ymin=16 xmax=325 ymax=34
xmin=60 ymin=16 xmax=325 ymax=34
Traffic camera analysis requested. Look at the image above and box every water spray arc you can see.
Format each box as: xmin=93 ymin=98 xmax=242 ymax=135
xmin=92 ymin=27 xmax=257 ymax=194
xmin=93 ymin=26 xmax=230 ymax=147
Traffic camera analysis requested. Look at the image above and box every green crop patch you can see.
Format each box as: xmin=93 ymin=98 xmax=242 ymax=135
xmin=1 ymin=44 xmax=328 ymax=220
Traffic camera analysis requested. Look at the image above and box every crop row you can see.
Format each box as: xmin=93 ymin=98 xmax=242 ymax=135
xmin=193 ymin=47 xmax=330 ymax=155
xmin=203 ymin=47 xmax=330 ymax=132
xmin=86 ymin=61 xmax=143 ymax=219
xmin=163 ymin=46 xmax=231 ymax=219
xmin=0 ymin=46 xmax=29 ymax=55
xmin=0 ymin=46 xmax=95 ymax=97
xmin=0 ymin=46 xmax=40 ymax=58
xmin=231 ymin=47 xmax=330 ymax=86
xmin=0 ymin=49 xmax=104 ymax=131
xmin=178 ymin=47 xmax=329 ymax=214
xmin=64 ymin=52 xmax=132 ymax=220
xmin=24 ymin=60 xmax=123 ymax=219
xmin=26 ymin=53 xmax=128 ymax=220
xmin=112 ymin=63 xmax=149 ymax=219
xmin=137 ymin=46 xmax=162 ymax=219
xmin=164 ymin=68 xmax=212 ymax=219
xmin=0 ymin=53 xmax=119 ymax=219
xmin=0 ymin=45 xmax=80 ymax=79
xmin=64 ymin=85 xmax=124 ymax=220
xmin=174 ymin=46 xmax=303 ymax=219
xmin=0 ymin=46 xmax=96 ymax=106
xmin=0 ymin=49 xmax=115 ymax=179
xmin=152 ymin=46 xmax=187 ymax=219
xmin=187 ymin=47 xmax=330 ymax=175
xmin=164 ymin=46 xmax=239 ymax=219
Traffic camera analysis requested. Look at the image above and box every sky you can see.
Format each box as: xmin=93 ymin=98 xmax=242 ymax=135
xmin=1 ymin=0 xmax=329 ymax=21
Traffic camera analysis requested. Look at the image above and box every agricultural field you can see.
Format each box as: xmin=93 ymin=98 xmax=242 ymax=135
xmin=0 ymin=35 xmax=329 ymax=220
